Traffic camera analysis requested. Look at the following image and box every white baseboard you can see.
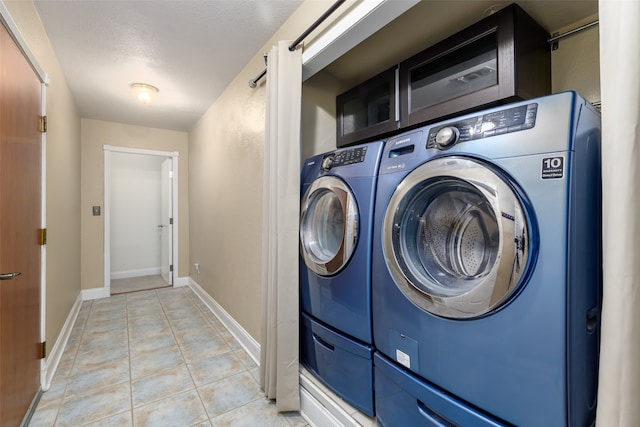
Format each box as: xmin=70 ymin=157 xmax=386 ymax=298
xmin=300 ymin=370 xmax=370 ymax=427
xmin=300 ymin=385 xmax=344 ymax=427
xmin=81 ymin=277 xmax=188 ymax=299
xmin=187 ymin=277 xmax=365 ymax=427
xmin=41 ymin=293 xmax=83 ymax=391
xmin=174 ymin=276 xmax=189 ymax=287
xmin=81 ymin=287 xmax=110 ymax=300
xmin=188 ymin=278 xmax=260 ymax=364
xmin=110 ymin=267 xmax=161 ymax=280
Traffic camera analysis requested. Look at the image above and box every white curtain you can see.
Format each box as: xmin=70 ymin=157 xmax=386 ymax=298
xmin=596 ymin=1 xmax=640 ymax=425
xmin=260 ymin=40 xmax=302 ymax=412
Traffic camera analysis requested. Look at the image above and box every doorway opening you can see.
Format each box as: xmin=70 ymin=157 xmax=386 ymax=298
xmin=104 ymin=146 xmax=179 ymax=295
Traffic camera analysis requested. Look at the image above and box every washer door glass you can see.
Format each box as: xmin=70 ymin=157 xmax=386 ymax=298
xmin=384 ymin=156 xmax=530 ymax=318
xmin=300 ymin=176 xmax=358 ymax=276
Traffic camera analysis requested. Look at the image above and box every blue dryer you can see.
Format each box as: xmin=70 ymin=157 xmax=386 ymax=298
xmin=372 ymin=92 xmax=601 ymax=426
xmin=299 ymin=140 xmax=384 ymax=416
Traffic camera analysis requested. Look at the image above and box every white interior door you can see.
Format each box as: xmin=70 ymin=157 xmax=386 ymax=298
xmin=160 ymin=158 xmax=173 ymax=285
xmin=110 ymin=153 xmax=163 ymax=282
xmin=104 ymin=146 xmax=179 ymax=295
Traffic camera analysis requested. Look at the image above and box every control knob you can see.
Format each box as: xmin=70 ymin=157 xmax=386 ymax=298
xmin=434 ymin=126 xmax=460 ymax=149
xmin=321 ymin=155 xmax=334 ymax=171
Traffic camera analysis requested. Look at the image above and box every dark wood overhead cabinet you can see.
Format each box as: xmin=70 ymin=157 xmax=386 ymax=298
xmin=399 ymin=3 xmax=551 ymax=129
xmin=336 ymin=66 xmax=398 ymax=148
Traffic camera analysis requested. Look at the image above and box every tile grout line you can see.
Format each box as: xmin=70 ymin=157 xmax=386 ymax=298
xmin=159 ymin=288 xmax=213 ymax=424
xmin=126 ymin=291 xmax=135 ymax=427
xmin=31 ymin=287 xmax=309 ymax=427
xmin=178 ymin=287 xmax=260 ymax=424
xmin=52 ymin=299 xmax=92 ymax=427
xmin=59 ymin=300 xmax=99 ymax=426
xmin=184 ymin=287 xmax=247 ymax=425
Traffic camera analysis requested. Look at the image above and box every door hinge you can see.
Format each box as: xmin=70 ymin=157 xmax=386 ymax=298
xmin=169 ymin=265 xmax=173 ymax=272
xmin=39 ymin=341 xmax=46 ymax=359
xmin=169 ymin=218 xmax=173 ymax=225
xmin=39 ymin=116 xmax=47 ymax=133
xmin=38 ymin=228 xmax=47 ymax=245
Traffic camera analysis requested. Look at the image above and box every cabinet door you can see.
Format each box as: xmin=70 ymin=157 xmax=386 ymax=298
xmin=400 ymin=4 xmax=550 ymax=129
xmin=336 ymin=66 xmax=398 ymax=148
xmin=0 ymin=21 xmax=43 ymax=427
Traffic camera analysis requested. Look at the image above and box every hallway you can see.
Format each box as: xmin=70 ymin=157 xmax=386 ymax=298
xmin=28 ymin=287 xmax=308 ymax=426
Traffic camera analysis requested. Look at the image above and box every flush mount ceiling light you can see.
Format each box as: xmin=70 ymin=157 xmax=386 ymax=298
xmin=130 ymin=83 xmax=159 ymax=104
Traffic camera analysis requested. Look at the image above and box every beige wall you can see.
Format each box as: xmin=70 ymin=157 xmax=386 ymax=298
xmin=3 ymin=1 xmax=82 ymax=348
xmin=551 ymin=14 xmax=601 ymax=103
xmin=80 ymin=119 xmax=189 ymax=290
xmin=301 ymin=70 xmax=349 ymax=161
xmin=189 ymin=0 xmax=337 ymax=342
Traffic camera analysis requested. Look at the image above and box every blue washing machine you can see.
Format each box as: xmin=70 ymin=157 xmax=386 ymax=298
xmin=299 ymin=140 xmax=384 ymax=416
xmin=372 ymin=92 xmax=601 ymax=426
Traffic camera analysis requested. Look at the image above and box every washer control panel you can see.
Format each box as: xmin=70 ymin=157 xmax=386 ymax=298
xmin=427 ymin=103 xmax=538 ymax=149
xmin=321 ymin=146 xmax=368 ymax=170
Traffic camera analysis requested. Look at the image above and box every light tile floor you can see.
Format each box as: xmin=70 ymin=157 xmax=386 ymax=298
xmin=28 ymin=287 xmax=309 ymax=427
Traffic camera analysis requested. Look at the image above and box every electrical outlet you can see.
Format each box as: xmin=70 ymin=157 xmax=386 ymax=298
xmin=194 ymin=263 xmax=200 ymax=274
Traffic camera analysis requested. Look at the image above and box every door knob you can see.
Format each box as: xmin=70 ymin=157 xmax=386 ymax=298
xmin=0 ymin=272 xmax=21 ymax=280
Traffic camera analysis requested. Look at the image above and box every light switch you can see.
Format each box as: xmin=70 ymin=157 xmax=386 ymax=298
xmin=92 ymin=206 xmax=101 ymax=216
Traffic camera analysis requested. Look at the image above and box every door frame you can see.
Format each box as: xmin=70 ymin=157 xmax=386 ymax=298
xmin=103 ymin=145 xmax=179 ymax=295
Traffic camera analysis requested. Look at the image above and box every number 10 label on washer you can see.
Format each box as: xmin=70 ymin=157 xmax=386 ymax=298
xmin=541 ymin=156 xmax=565 ymax=179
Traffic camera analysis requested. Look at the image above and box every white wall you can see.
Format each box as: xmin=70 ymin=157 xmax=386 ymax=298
xmin=110 ymin=152 xmax=166 ymax=279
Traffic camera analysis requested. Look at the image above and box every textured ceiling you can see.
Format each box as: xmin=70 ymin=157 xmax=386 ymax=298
xmin=33 ymin=0 xmax=304 ymax=131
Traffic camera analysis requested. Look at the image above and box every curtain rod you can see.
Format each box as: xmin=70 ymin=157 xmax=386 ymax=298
xmin=248 ymin=54 xmax=269 ymax=89
xmin=548 ymin=20 xmax=599 ymax=50
xmin=249 ymin=0 xmax=346 ymax=88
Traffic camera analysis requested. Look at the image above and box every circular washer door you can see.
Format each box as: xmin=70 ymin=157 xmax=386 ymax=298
xmin=383 ymin=156 xmax=531 ymax=319
xmin=300 ymin=176 xmax=358 ymax=276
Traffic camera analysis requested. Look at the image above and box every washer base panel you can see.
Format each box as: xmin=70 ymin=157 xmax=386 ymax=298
xmin=300 ymin=312 xmax=375 ymax=417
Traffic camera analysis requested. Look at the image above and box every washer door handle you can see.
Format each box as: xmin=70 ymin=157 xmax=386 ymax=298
xmin=0 ymin=272 xmax=21 ymax=280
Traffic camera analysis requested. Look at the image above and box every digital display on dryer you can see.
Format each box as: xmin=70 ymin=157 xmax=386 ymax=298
xmin=327 ymin=146 xmax=368 ymax=167
xmin=484 ymin=105 xmax=528 ymax=129
xmin=426 ymin=103 xmax=538 ymax=148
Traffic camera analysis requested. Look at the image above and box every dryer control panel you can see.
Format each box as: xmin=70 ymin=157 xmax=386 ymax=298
xmin=427 ymin=103 xmax=538 ymax=149
xmin=322 ymin=146 xmax=368 ymax=170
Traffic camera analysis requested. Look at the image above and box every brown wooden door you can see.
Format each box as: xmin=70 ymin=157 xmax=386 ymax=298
xmin=0 ymin=21 xmax=43 ymax=427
